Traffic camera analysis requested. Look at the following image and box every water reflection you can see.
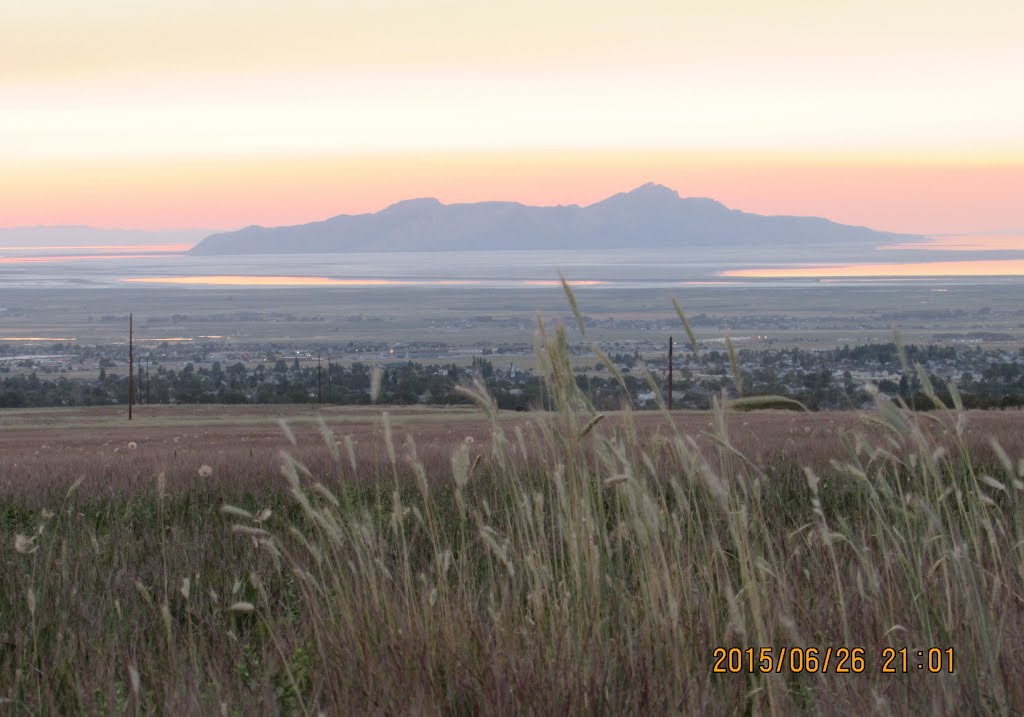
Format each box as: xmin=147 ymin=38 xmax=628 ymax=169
xmin=122 ymin=276 xmax=608 ymax=287
xmin=722 ymin=259 xmax=1024 ymax=278
xmin=880 ymin=234 xmax=1024 ymax=252
xmin=0 ymin=253 xmax=185 ymax=264
xmin=0 ymin=337 xmax=77 ymax=341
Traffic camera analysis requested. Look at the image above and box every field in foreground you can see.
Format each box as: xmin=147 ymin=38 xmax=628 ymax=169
xmin=3 ymin=389 xmax=1024 ymax=713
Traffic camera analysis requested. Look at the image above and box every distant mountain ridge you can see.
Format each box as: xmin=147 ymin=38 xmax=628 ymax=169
xmin=189 ymin=183 xmax=920 ymax=257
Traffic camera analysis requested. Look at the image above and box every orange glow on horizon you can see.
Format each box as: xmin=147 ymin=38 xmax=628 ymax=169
xmin=4 ymin=152 xmax=1021 ymax=236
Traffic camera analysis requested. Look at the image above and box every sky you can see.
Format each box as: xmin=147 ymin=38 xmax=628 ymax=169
xmin=2 ymin=0 xmax=1022 ymax=235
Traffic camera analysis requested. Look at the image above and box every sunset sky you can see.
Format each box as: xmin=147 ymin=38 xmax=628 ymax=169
xmin=2 ymin=0 xmax=1022 ymax=235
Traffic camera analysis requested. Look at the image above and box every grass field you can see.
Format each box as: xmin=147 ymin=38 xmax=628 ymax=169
xmin=4 ymin=308 xmax=1024 ymax=713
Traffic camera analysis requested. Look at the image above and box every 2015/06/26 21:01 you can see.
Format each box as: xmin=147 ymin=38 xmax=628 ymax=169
xmin=712 ymin=647 xmax=955 ymax=674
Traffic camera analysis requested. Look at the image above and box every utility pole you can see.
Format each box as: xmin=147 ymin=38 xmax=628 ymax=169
xmin=317 ymin=351 xmax=322 ymax=405
xmin=128 ymin=313 xmax=134 ymax=420
xmin=138 ymin=357 xmax=143 ymax=404
xmin=146 ymin=354 xmax=151 ymax=405
xmin=326 ymin=351 xmax=331 ymax=404
xmin=667 ymin=335 xmax=673 ymax=411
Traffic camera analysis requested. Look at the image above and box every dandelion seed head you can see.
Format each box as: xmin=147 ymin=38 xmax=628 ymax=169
xmin=198 ymin=464 xmax=214 ymax=478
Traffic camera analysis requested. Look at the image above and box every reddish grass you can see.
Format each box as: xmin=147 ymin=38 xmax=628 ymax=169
xmin=3 ymin=405 xmax=1021 ymax=504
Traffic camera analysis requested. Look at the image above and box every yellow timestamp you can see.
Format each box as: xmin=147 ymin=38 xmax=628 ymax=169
xmin=712 ymin=647 xmax=954 ymax=674
xmin=881 ymin=647 xmax=955 ymax=673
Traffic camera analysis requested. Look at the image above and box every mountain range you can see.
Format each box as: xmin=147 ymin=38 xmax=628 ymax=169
xmin=188 ymin=183 xmax=919 ymax=257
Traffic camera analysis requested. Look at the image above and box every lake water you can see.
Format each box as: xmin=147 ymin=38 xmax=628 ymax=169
xmin=2 ymin=246 xmax=1024 ymax=289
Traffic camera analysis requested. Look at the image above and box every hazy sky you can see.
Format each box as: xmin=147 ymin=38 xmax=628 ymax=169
xmin=2 ymin=0 xmax=1022 ymax=234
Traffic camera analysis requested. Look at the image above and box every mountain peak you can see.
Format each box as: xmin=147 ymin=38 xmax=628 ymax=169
xmin=380 ymin=197 xmax=444 ymax=214
xmin=628 ymin=182 xmax=680 ymax=198
xmin=589 ymin=182 xmax=681 ymax=209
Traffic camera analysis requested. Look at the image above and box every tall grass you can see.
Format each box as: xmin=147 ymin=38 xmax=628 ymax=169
xmin=3 ymin=294 xmax=1024 ymax=713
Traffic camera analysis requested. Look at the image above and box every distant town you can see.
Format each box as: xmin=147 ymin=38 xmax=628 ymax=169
xmin=3 ymin=336 xmax=1023 ymax=410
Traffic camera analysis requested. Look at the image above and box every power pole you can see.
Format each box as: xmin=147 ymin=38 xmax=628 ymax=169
xmin=326 ymin=351 xmax=331 ymax=404
xmin=128 ymin=313 xmax=134 ymax=420
xmin=667 ymin=335 xmax=673 ymax=411
xmin=146 ymin=354 xmax=151 ymax=405
xmin=317 ymin=351 xmax=322 ymax=405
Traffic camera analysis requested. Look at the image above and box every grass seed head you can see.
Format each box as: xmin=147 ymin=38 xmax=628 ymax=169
xmin=14 ymin=534 xmax=37 ymax=554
